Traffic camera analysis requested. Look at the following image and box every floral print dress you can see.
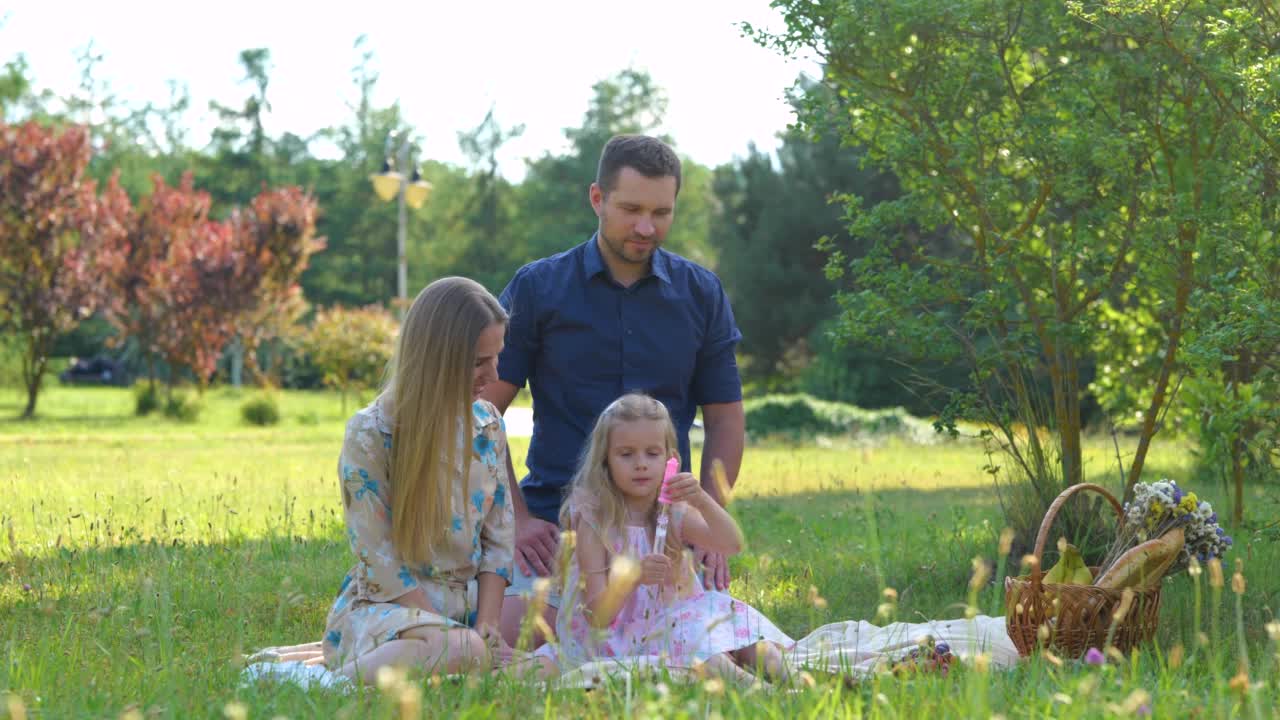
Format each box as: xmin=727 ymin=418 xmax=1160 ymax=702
xmin=322 ymin=398 xmax=514 ymax=669
xmin=534 ymin=502 xmax=792 ymax=671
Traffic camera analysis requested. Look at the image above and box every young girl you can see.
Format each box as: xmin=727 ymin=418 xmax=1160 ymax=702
xmin=531 ymin=393 xmax=793 ymax=686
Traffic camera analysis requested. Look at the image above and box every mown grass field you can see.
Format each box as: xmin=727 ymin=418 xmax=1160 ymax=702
xmin=1 ymin=386 xmax=1276 ymax=718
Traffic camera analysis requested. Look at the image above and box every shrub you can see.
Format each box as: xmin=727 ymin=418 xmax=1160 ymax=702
xmin=241 ymin=393 xmax=281 ymax=426
xmin=163 ymin=392 xmax=202 ymax=422
xmin=300 ymin=305 xmax=398 ymax=414
xmin=743 ymin=394 xmax=926 ymax=442
xmin=134 ymin=385 xmax=160 ymax=416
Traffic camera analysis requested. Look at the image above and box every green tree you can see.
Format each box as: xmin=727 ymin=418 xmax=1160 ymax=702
xmin=754 ymin=0 xmax=1279 ymax=527
xmin=200 ymin=48 xmax=274 ymax=211
xmin=1182 ymin=181 xmax=1280 ymax=522
xmin=302 ymin=37 xmax=419 ymax=307
xmin=516 ymin=69 xmax=717 ymax=267
xmin=446 ymin=108 xmax=525 ymax=293
xmin=0 ymin=54 xmax=32 ymax=121
xmin=710 ymin=83 xmax=901 ymax=377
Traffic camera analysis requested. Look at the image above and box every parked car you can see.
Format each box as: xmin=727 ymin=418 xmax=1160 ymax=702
xmin=58 ymin=356 xmax=133 ymax=387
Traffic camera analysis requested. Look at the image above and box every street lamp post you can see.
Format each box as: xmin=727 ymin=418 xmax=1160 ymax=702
xmin=370 ymin=131 xmax=432 ymax=307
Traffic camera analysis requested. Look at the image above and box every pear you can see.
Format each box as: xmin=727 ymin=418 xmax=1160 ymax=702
xmin=1043 ymin=539 xmax=1092 ymax=585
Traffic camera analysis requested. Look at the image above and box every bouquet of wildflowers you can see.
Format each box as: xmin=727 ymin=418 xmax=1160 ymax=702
xmin=1097 ymin=479 xmax=1232 ymax=578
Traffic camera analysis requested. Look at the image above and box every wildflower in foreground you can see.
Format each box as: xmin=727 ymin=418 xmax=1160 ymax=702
xmin=1084 ymin=647 xmax=1105 ymax=665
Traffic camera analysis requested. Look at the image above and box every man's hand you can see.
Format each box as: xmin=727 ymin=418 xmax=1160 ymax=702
xmin=639 ymin=553 xmax=672 ymax=586
xmin=696 ymin=548 xmax=730 ymax=591
xmin=514 ymin=515 xmax=560 ymax=576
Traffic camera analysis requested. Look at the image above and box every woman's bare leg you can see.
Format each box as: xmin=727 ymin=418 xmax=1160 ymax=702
xmin=733 ymin=641 xmax=791 ymax=683
xmin=339 ymin=627 xmax=489 ymax=684
xmin=244 ymin=641 xmax=325 ymax=664
xmin=496 ymin=654 xmax=558 ymax=682
xmin=500 ymin=596 xmax=558 ymax=651
xmin=694 ymin=652 xmax=759 ymax=688
xmin=272 ymin=641 xmax=324 ymax=654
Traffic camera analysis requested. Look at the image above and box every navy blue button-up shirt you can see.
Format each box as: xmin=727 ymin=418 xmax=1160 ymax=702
xmin=497 ymin=236 xmax=743 ymax=523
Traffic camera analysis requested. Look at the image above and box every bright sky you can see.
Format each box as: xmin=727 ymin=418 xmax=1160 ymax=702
xmin=2 ymin=1 xmax=820 ymax=180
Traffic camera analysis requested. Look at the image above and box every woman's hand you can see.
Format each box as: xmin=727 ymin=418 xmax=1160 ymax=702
xmin=478 ymin=623 xmax=516 ymax=667
xmin=662 ymin=472 xmax=710 ymax=509
xmin=639 ymin=553 xmax=672 ymax=586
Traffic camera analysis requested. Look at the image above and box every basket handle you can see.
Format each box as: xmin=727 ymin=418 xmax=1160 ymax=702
xmin=1030 ymin=483 xmax=1124 ymax=589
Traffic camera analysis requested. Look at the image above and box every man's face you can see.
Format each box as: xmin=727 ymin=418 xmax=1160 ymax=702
xmin=591 ymin=166 xmax=678 ymax=268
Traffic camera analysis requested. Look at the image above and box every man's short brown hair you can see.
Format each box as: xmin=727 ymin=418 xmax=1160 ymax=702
xmin=596 ymin=135 xmax=682 ymax=196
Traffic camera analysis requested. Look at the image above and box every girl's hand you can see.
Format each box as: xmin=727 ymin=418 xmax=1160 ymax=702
xmin=639 ymin=553 xmax=672 ymax=586
xmin=663 ymin=472 xmax=709 ymax=508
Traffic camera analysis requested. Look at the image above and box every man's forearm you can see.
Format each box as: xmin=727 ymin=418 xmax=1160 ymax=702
xmin=699 ymin=401 xmax=745 ymax=507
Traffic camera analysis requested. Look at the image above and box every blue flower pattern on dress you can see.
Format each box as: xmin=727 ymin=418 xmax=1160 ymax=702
xmin=473 ymin=433 xmax=496 ymax=465
xmin=326 ymin=630 xmax=342 ymax=647
xmin=353 ymin=468 xmax=378 ymax=501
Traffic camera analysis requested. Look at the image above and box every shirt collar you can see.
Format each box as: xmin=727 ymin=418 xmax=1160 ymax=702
xmin=583 ymin=233 xmax=671 ymax=285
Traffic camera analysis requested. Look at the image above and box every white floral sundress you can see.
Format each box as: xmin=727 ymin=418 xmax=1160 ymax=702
xmin=322 ymin=398 xmax=514 ymax=668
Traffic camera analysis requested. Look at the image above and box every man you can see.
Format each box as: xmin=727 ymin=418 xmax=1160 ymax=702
xmin=484 ymin=135 xmax=746 ymax=647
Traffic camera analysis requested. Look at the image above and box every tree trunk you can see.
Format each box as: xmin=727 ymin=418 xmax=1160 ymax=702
xmin=19 ymin=336 xmax=50 ymax=420
xmin=1057 ymin=347 xmax=1084 ymax=489
xmin=231 ymin=338 xmax=244 ymax=388
xmin=1125 ymin=240 xmax=1195 ymax=499
xmin=1231 ymin=436 xmax=1245 ymax=526
xmin=1228 ymin=352 xmax=1252 ymax=526
xmin=21 ymin=376 xmax=40 ymax=420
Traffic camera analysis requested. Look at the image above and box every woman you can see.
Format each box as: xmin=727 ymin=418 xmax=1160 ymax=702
xmin=276 ymin=277 xmax=516 ymax=683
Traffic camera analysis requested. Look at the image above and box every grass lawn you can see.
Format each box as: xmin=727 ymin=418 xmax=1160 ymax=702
xmin=1 ymin=386 xmax=1277 ymax=718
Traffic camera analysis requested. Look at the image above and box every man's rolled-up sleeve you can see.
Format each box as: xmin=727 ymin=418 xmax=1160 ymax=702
xmin=497 ymin=267 xmax=538 ymax=389
xmin=690 ymin=277 xmax=743 ymax=406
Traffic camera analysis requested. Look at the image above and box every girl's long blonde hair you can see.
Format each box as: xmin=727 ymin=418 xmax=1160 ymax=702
xmin=561 ymin=393 xmax=683 ymax=560
xmin=384 ymin=276 xmax=506 ymax=567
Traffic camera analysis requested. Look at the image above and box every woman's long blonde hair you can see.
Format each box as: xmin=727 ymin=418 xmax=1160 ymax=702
xmin=561 ymin=393 xmax=683 ymax=559
xmin=384 ymin=276 xmax=506 ymax=567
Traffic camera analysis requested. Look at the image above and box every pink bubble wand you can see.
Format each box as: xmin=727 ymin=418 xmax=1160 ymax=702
xmin=652 ymin=457 xmax=679 ymax=552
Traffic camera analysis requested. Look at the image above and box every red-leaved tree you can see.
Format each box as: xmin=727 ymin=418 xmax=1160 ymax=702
xmin=230 ymin=186 xmax=325 ymax=385
xmin=109 ymin=173 xmax=213 ymax=389
xmin=0 ymin=121 xmax=130 ymax=418
xmin=149 ymin=217 xmax=253 ymax=389
xmin=107 ymin=177 xmax=323 ymax=392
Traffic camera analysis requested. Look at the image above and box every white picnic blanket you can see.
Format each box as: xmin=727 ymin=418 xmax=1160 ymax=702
xmin=240 ymin=615 xmax=1018 ymax=691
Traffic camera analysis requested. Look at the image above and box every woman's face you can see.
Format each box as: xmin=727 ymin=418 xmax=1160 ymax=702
xmin=472 ymin=322 xmax=505 ymax=399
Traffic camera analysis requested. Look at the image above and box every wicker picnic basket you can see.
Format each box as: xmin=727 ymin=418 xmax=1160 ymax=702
xmin=1004 ymin=483 xmax=1163 ymax=658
